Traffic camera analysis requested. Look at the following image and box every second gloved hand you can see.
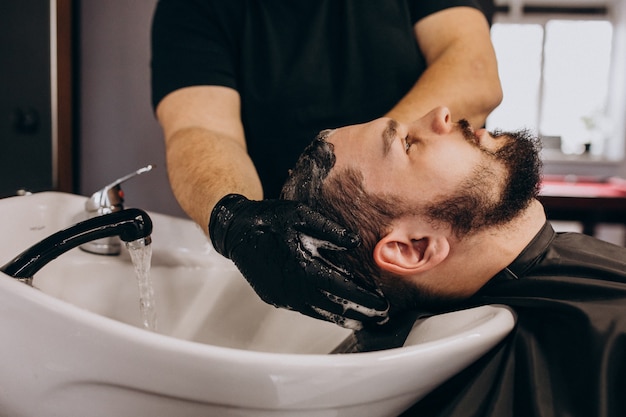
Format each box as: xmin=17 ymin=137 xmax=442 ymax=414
xmin=209 ymin=194 xmax=389 ymax=330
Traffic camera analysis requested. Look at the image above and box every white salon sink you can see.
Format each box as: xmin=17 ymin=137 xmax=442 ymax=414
xmin=0 ymin=192 xmax=516 ymax=417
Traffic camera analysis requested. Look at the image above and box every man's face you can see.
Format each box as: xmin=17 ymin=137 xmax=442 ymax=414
xmin=326 ymin=107 xmax=510 ymax=212
xmin=283 ymin=106 xmax=541 ymax=312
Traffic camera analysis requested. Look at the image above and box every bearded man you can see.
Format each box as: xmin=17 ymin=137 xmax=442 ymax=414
xmin=281 ymin=106 xmax=626 ymax=417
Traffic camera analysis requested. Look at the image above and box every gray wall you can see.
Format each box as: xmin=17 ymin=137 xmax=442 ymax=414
xmin=79 ymin=0 xmax=185 ymax=217
xmin=1 ymin=1 xmax=53 ymax=197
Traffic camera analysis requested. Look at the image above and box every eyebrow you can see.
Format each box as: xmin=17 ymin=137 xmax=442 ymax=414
xmin=382 ymin=119 xmax=398 ymax=157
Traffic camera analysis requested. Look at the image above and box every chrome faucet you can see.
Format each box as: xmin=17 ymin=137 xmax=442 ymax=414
xmin=81 ymin=165 xmax=154 ymax=255
xmin=0 ymin=208 xmax=153 ymax=286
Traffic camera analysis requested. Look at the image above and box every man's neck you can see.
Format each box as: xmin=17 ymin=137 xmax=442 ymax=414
xmin=430 ymin=199 xmax=547 ymax=298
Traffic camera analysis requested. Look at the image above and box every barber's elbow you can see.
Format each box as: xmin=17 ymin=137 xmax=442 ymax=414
xmin=482 ymin=82 xmax=503 ymax=120
xmin=472 ymin=67 xmax=503 ymax=127
xmin=487 ymin=78 xmax=504 ymax=111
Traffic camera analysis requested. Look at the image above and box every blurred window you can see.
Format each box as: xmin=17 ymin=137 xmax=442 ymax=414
xmin=487 ymin=3 xmax=618 ymax=158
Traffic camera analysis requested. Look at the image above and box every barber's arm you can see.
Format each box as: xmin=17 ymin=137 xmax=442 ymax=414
xmin=156 ymin=86 xmax=389 ymax=330
xmin=157 ymin=86 xmax=262 ymax=228
xmin=386 ymin=7 xmax=502 ymax=127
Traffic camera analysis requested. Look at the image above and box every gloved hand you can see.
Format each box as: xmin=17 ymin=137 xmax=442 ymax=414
xmin=209 ymin=194 xmax=389 ymax=330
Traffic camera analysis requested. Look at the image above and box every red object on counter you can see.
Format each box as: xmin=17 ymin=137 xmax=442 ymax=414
xmin=538 ymin=177 xmax=626 ymax=242
xmin=541 ymin=178 xmax=626 ymax=198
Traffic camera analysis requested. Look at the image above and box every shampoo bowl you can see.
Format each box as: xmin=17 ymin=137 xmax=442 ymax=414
xmin=0 ymin=192 xmax=515 ymax=417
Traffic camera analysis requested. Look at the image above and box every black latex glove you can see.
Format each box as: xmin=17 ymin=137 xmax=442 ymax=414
xmin=209 ymin=194 xmax=389 ymax=330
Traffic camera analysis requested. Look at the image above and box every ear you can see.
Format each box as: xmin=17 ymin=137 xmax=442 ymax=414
xmin=373 ymin=224 xmax=450 ymax=276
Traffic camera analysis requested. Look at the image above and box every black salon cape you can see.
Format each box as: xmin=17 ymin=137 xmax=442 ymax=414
xmin=401 ymin=222 xmax=626 ymax=417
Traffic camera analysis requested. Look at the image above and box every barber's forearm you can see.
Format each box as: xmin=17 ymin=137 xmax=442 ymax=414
xmin=385 ymin=53 xmax=502 ymax=127
xmin=386 ymin=7 xmax=502 ymax=127
xmin=165 ymin=126 xmax=263 ymax=232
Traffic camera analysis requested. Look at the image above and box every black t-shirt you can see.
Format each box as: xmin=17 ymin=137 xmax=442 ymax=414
xmin=403 ymin=223 xmax=626 ymax=416
xmin=151 ymin=0 xmax=479 ymax=197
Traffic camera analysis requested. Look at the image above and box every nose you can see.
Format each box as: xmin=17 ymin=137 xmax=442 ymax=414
xmin=405 ymin=106 xmax=453 ymax=138
xmin=430 ymin=106 xmax=452 ymax=134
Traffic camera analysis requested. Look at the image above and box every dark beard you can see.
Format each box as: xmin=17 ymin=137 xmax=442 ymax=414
xmin=425 ymin=122 xmax=543 ymax=237
xmin=492 ymin=128 xmax=543 ymax=225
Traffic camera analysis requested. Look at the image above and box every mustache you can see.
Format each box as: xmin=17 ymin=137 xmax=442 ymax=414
xmin=457 ymin=119 xmax=480 ymax=147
